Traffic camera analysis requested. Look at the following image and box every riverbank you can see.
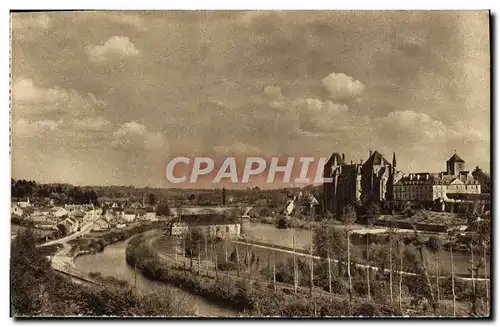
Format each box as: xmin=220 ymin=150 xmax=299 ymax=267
xmin=68 ymin=221 xmax=165 ymax=259
xmin=11 ymin=227 xmax=195 ymax=317
xmin=244 ymin=222 xmax=490 ymax=277
xmin=74 ymin=235 xmax=236 ymax=317
xmin=127 ymin=233 xmax=433 ymax=317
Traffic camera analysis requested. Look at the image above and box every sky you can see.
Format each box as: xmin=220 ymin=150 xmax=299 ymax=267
xmin=11 ymin=11 xmax=490 ymax=188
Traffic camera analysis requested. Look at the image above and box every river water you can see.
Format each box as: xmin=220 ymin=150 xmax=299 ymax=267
xmin=244 ymin=222 xmax=490 ymax=276
xmin=73 ymin=236 xmax=238 ymax=317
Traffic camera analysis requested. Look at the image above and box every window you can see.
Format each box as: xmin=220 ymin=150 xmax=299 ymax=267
xmin=226 ymin=226 xmax=229 ymax=232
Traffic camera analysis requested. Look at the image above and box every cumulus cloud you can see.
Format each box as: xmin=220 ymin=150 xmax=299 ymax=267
xmin=69 ymin=116 xmax=112 ymax=132
xmin=322 ymin=73 xmax=365 ymax=100
xmin=262 ymin=85 xmax=283 ymax=100
xmin=12 ymin=78 xmax=105 ymax=118
xmin=374 ymin=110 xmax=448 ymax=144
xmin=372 ymin=110 xmax=489 ymax=169
xmin=293 ymin=98 xmax=360 ymax=134
xmin=85 ymin=36 xmax=140 ymax=63
xmin=112 ymin=121 xmax=166 ymax=150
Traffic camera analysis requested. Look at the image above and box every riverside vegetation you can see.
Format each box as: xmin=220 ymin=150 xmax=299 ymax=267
xmin=126 ymin=222 xmax=490 ymax=317
xmin=10 ymin=228 xmax=194 ymax=317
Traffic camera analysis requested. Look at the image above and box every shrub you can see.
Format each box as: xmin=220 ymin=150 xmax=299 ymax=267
xmin=353 ymin=300 xmax=381 ymax=317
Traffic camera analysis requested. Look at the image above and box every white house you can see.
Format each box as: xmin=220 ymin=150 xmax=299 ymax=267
xmin=61 ymin=217 xmax=79 ymax=234
xmin=11 ymin=204 xmax=23 ymax=217
xmin=168 ymin=214 xmax=241 ymax=239
xmin=53 ymin=208 xmax=69 ymax=218
xmin=92 ymin=217 xmax=110 ymax=232
xmin=144 ymin=212 xmax=157 ymax=221
xmin=122 ymin=213 xmax=137 ymax=223
xmin=18 ymin=198 xmax=32 ymax=208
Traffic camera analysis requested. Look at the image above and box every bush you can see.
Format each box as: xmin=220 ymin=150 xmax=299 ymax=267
xmin=353 ymin=300 xmax=381 ymax=317
xmin=276 ymin=216 xmax=290 ymax=229
xmin=425 ymin=236 xmax=441 ymax=253
xmin=217 ymin=261 xmax=238 ymax=271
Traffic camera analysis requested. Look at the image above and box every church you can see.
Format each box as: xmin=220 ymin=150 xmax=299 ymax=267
xmin=322 ymin=150 xmax=402 ymax=216
xmin=323 ymin=151 xmax=483 ymax=215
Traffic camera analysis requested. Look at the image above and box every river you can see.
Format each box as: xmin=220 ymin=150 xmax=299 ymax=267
xmin=244 ymin=222 xmax=490 ymax=276
xmin=73 ymin=236 xmax=239 ymax=317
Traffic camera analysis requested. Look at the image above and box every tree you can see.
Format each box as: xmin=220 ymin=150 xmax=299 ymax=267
xmin=472 ymin=166 xmax=491 ymax=194
xmin=155 ymin=202 xmax=170 ymax=217
xmin=342 ymin=204 xmax=356 ymax=306
xmin=184 ymin=229 xmax=205 ymax=258
xmin=11 ymin=228 xmax=53 ymax=315
xmin=148 ymin=193 xmax=157 ymax=206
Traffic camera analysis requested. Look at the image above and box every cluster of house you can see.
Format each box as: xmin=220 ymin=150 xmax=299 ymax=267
xmin=91 ymin=201 xmax=158 ymax=232
xmin=280 ymin=191 xmax=319 ymax=216
xmin=11 ymin=198 xmax=159 ymax=236
xmin=11 ymin=199 xmax=92 ymax=234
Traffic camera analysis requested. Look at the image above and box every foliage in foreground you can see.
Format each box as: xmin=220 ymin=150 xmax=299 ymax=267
xmin=126 ymin=234 xmax=403 ymax=317
xmin=10 ymin=228 xmax=194 ymax=317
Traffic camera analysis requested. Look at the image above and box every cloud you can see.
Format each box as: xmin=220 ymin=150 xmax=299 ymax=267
xmin=14 ymin=119 xmax=59 ymax=138
xmin=295 ymin=97 xmax=373 ymax=135
xmin=374 ymin=110 xmax=448 ymax=144
xmin=10 ymin=12 xmax=490 ymax=185
xmin=213 ymin=142 xmax=261 ymax=157
xmin=104 ymin=12 xmax=144 ymax=30
xmin=85 ymin=36 xmax=140 ymax=63
xmin=262 ymin=85 xmax=283 ymax=100
xmin=12 ymin=78 xmax=105 ymax=118
xmin=371 ymin=110 xmax=489 ymax=170
xmin=112 ymin=121 xmax=165 ymax=150
xmin=12 ymin=13 xmax=51 ymax=30
xmin=322 ymin=73 xmax=365 ymax=100
xmin=68 ymin=116 xmax=112 ymax=132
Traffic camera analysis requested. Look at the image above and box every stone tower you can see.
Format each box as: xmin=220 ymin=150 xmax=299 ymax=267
xmin=446 ymin=153 xmax=465 ymax=176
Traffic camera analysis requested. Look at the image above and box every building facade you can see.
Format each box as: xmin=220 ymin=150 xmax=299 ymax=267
xmin=393 ymin=154 xmax=481 ymax=211
xmin=168 ymin=214 xmax=241 ymax=239
xmin=323 ymin=150 xmax=401 ymax=215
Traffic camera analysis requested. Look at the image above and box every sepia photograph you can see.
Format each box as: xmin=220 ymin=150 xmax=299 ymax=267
xmin=9 ymin=10 xmax=491 ymax=318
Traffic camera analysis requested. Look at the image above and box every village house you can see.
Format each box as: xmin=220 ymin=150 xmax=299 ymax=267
xmin=92 ymin=217 xmax=110 ymax=232
xmin=143 ymin=212 xmax=158 ymax=221
xmin=122 ymin=209 xmax=137 ymax=223
xmin=11 ymin=204 xmax=23 ymax=217
xmin=70 ymin=209 xmax=85 ymax=220
xmin=53 ymin=207 xmax=69 ymax=218
xmin=60 ymin=217 xmax=79 ymax=234
xmin=17 ymin=197 xmax=32 ymax=208
xmin=168 ymin=214 xmax=241 ymax=239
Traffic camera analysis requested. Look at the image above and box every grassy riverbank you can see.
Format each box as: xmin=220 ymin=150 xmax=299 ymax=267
xmin=67 ymin=221 xmax=165 ymax=257
xmin=126 ymin=233 xmax=423 ymax=317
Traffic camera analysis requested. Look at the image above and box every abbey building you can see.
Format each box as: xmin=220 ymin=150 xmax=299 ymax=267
xmin=323 ymin=151 xmax=483 ymax=215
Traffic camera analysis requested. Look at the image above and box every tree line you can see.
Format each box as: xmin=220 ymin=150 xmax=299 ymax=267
xmin=11 ymin=179 xmax=99 ymax=205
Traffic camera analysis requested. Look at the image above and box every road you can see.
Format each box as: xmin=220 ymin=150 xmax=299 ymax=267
xmin=38 ymin=209 xmax=101 ymax=247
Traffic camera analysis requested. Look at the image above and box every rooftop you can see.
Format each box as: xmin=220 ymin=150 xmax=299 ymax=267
xmin=448 ymin=153 xmax=465 ymax=163
xmin=364 ymin=150 xmax=390 ymax=166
